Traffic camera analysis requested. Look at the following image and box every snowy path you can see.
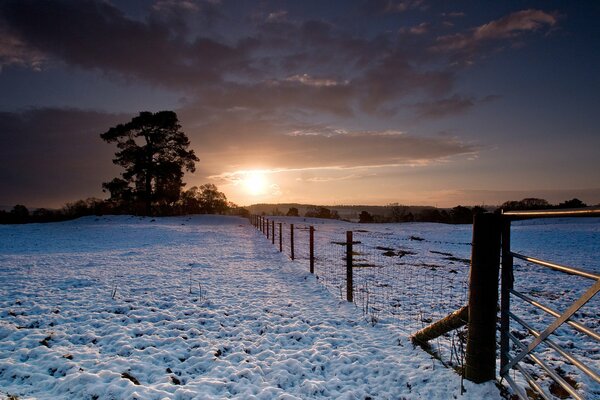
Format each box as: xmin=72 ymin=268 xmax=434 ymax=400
xmin=0 ymin=216 xmax=500 ymax=399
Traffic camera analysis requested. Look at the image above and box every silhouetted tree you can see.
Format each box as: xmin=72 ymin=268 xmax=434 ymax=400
xmin=471 ymin=205 xmax=487 ymax=216
xmin=389 ymin=203 xmax=410 ymax=222
xmin=416 ymin=208 xmax=449 ymax=223
xmin=198 ymin=184 xmax=228 ymax=214
xmin=63 ymin=198 xmax=104 ymax=218
xmin=450 ymin=206 xmax=472 ymax=224
xmin=305 ymin=206 xmax=339 ymax=219
xmin=227 ymin=202 xmax=250 ymax=217
xmin=100 ymin=111 xmax=198 ymax=215
xmin=359 ymin=211 xmax=374 ymax=223
xmin=286 ymin=207 xmax=299 ymax=216
xmin=10 ymin=204 xmax=29 ymax=223
xmin=179 ymin=186 xmax=202 ymax=214
xmin=557 ymin=198 xmax=587 ymax=209
xmin=499 ymin=198 xmax=551 ymax=212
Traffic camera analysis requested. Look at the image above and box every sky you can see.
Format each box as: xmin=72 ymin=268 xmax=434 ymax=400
xmin=1 ymin=0 xmax=599 ymax=208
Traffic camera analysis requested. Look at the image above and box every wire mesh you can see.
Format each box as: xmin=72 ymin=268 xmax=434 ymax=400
xmin=250 ymin=216 xmax=471 ymax=368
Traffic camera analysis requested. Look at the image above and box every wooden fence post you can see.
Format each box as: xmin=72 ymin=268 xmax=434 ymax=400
xmin=279 ymin=223 xmax=282 ymax=252
xmin=290 ymin=224 xmax=295 ymax=260
xmin=465 ymin=213 xmax=502 ymax=383
xmin=346 ymin=230 xmax=353 ymax=302
xmin=266 ymin=218 xmax=269 ymax=238
xmin=500 ymin=218 xmax=513 ymax=374
xmin=310 ymin=226 xmax=315 ymax=273
xmin=272 ymin=220 xmax=275 ymax=245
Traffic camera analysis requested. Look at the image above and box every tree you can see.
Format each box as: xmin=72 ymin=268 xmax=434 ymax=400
xmin=198 ymin=184 xmax=228 ymax=214
xmin=499 ymin=198 xmax=551 ymax=212
xmin=10 ymin=204 xmax=29 ymax=223
xmin=179 ymin=186 xmax=202 ymax=214
xmin=100 ymin=111 xmax=199 ymax=215
xmin=359 ymin=211 xmax=374 ymax=223
xmin=557 ymin=198 xmax=587 ymax=209
xmin=389 ymin=203 xmax=410 ymax=222
xmin=286 ymin=207 xmax=299 ymax=217
xmin=450 ymin=206 xmax=472 ymax=224
xmin=305 ymin=206 xmax=337 ymax=219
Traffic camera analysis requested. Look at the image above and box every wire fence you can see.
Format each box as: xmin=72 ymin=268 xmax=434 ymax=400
xmin=250 ymin=215 xmax=470 ymax=368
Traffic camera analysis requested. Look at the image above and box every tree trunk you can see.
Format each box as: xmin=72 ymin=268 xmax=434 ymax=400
xmin=144 ymin=135 xmax=153 ymax=216
xmin=411 ymin=305 xmax=468 ymax=346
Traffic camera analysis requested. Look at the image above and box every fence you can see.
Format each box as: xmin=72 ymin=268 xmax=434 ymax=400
xmin=249 ymin=214 xmax=472 ymax=371
xmin=249 ymin=211 xmax=600 ymax=399
xmin=499 ymin=209 xmax=600 ymax=400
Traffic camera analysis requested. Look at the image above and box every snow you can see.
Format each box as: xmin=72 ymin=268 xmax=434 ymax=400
xmin=0 ymin=215 xmax=597 ymax=399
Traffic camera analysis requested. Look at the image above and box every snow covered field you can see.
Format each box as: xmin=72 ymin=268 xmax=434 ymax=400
xmin=0 ymin=215 xmax=501 ymax=400
xmin=0 ymin=215 xmax=597 ymax=399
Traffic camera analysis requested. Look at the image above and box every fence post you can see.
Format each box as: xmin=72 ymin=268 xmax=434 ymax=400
xmin=271 ymin=220 xmax=275 ymax=245
xmin=310 ymin=226 xmax=315 ymax=273
xmin=346 ymin=230 xmax=353 ymax=302
xmin=290 ymin=224 xmax=295 ymax=260
xmin=266 ymin=218 xmax=270 ymax=238
xmin=500 ymin=217 xmax=513 ymax=376
xmin=465 ymin=213 xmax=501 ymax=383
xmin=279 ymin=223 xmax=282 ymax=252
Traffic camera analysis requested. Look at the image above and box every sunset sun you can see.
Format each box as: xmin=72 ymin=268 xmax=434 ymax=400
xmin=242 ymin=171 xmax=268 ymax=196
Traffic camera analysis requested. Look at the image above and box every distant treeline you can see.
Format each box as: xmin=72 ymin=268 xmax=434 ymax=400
xmin=0 ymin=196 xmax=592 ymax=225
xmin=250 ymin=197 xmax=593 ymax=225
xmin=0 ymin=184 xmax=249 ymax=224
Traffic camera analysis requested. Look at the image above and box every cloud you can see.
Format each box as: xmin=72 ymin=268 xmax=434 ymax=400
xmin=0 ymin=0 xmax=249 ymax=87
xmin=267 ymin=10 xmax=288 ymax=22
xmin=357 ymin=51 xmax=454 ymax=114
xmin=178 ymin=108 xmax=478 ymax=179
xmin=0 ymin=29 xmax=46 ymax=71
xmin=152 ymin=0 xmax=200 ymax=12
xmin=400 ymin=22 xmax=429 ymax=35
xmin=1 ymin=1 xmax=543 ymax=118
xmin=284 ymin=74 xmax=347 ymax=87
xmin=364 ymin=0 xmax=427 ymax=15
xmin=432 ymin=9 xmax=557 ymax=53
xmin=474 ymin=9 xmax=557 ymax=40
xmin=0 ymin=108 xmax=128 ymax=207
xmin=413 ymin=95 xmax=475 ymax=118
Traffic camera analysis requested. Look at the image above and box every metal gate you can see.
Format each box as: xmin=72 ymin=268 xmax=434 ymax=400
xmin=499 ymin=208 xmax=600 ymax=399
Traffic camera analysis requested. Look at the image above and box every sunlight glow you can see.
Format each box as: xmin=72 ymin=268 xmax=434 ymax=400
xmin=242 ymin=171 xmax=269 ymax=196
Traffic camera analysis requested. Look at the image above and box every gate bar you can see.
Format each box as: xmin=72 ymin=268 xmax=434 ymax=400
xmin=511 ymin=252 xmax=599 ymax=280
xmin=502 ymin=279 xmax=600 ymax=374
xmin=510 ymin=289 xmax=600 ymax=341
xmin=509 ymin=312 xmax=600 ymax=383
xmin=508 ymin=333 xmax=583 ymax=400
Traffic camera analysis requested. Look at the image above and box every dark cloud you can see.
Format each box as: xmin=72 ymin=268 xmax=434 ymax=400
xmin=0 ymin=28 xmax=46 ymax=71
xmin=0 ymin=0 xmax=251 ymax=87
xmin=358 ymin=56 xmax=454 ymax=114
xmin=0 ymin=1 xmax=555 ymax=118
xmin=0 ymin=108 xmax=127 ymax=207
